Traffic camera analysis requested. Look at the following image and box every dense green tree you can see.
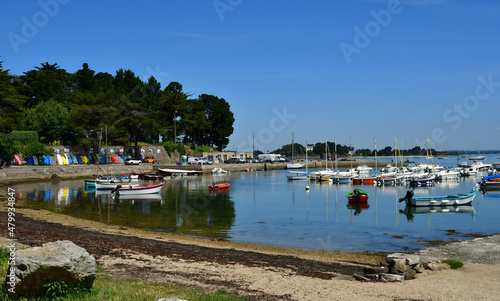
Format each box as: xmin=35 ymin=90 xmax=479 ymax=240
xmin=20 ymin=99 xmax=73 ymax=144
xmin=0 ymin=135 xmax=18 ymax=163
xmin=20 ymin=62 xmax=70 ymax=106
xmin=75 ymin=63 xmax=95 ymax=91
xmin=0 ymin=59 xmax=28 ymax=132
xmin=112 ymin=70 xmax=156 ymax=157
xmin=156 ymin=82 xmax=190 ymax=142
xmin=93 ymin=72 xmax=115 ymax=92
xmin=182 ymin=98 xmax=211 ymax=146
xmin=198 ymin=94 xmax=234 ymax=150
xmin=67 ymin=90 xmax=119 ymax=150
xmin=1 ymin=59 xmax=236 ymax=154
xmin=272 ymin=143 xmax=306 ymax=157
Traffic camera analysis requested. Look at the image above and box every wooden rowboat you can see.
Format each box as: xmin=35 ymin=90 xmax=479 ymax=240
xmin=111 ymin=183 xmax=163 ymax=195
xmin=399 ymin=185 xmax=478 ymax=207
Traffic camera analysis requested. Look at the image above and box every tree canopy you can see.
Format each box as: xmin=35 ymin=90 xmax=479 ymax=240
xmin=0 ymin=60 xmax=236 ymax=157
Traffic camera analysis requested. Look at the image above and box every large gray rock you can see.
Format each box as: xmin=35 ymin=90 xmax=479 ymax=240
xmin=5 ymin=240 xmax=96 ymax=298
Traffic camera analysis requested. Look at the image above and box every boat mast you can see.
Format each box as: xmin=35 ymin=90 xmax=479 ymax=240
xmin=350 ymin=137 xmax=353 ymax=170
xmin=105 ymin=125 xmax=109 ymax=183
xmin=427 ymin=134 xmax=435 ymax=173
xmin=306 ymin=140 xmax=308 ymax=175
xmin=291 ymin=125 xmax=294 ymax=163
xmin=394 ymin=136 xmax=397 ymax=169
xmin=325 ymin=140 xmax=328 ymax=169
xmin=334 ymin=139 xmax=338 ymax=174
xmin=375 ymin=136 xmax=377 ymax=176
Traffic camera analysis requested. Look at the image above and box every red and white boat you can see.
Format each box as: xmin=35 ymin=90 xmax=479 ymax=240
xmin=208 ymin=182 xmax=230 ymax=190
xmin=111 ymin=183 xmax=164 ymax=195
xmin=351 ymin=176 xmax=377 ymax=185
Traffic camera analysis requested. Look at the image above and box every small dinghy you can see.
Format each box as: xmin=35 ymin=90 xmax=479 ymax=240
xmin=347 ymin=188 xmax=369 ymax=203
xmin=208 ymin=182 xmax=230 ymax=190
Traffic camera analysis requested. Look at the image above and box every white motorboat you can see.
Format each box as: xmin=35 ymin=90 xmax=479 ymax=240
xmin=436 ymin=168 xmax=461 ymax=180
xmin=211 ymin=167 xmax=230 ymax=174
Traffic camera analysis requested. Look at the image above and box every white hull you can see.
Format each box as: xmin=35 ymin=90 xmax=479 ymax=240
xmin=96 ymin=182 xmax=139 ymax=190
xmin=401 ymin=187 xmax=478 ymax=207
xmin=114 ymin=184 xmax=163 ymax=195
xmin=287 ymin=163 xmax=305 ymax=169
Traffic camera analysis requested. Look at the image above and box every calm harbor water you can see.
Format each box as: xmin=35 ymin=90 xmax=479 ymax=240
xmin=13 ymin=155 xmax=500 ymax=253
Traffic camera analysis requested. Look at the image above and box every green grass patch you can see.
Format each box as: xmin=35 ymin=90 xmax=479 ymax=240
xmin=442 ymin=259 xmax=464 ymax=269
xmin=0 ymin=247 xmax=244 ymax=301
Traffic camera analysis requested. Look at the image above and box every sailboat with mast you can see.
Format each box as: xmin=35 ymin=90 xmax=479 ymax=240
xmin=286 ymin=125 xmax=305 ymax=169
xmin=287 ymin=139 xmax=308 ymax=180
xmin=332 ymin=139 xmax=351 ymax=183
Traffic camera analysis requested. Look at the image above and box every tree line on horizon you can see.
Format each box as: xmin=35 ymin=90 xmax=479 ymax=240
xmin=268 ymin=141 xmax=443 ymax=159
xmin=0 ymin=59 xmax=235 ymax=160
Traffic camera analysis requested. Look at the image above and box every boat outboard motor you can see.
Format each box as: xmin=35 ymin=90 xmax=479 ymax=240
xmin=111 ymin=185 xmax=122 ymax=194
xmin=399 ymin=190 xmax=414 ymax=203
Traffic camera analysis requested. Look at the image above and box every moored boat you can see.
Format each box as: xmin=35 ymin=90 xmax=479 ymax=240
xmin=346 ymin=188 xmax=369 ymax=203
xmin=132 ymin=171 xmax=165 ymax=180
xmin=408 ymin=174 xmax=435 ymax=186
xmin=212 ymin=167 xmax=230 ymax=174
xmin=375 ymin=174 xmax=404 ymax=185
xmin=95 ymin=182 xmax=139 ymax=190
xmin=479 ymin=174 xmax=500 ymax=190
xmin=111 ymin=183 xmax=164 ymax=195
xmin=208 ymin=182 xmax=230 ymax=190
xmin=399 ymin=185 xmax=478 ymax=207
xmin=158 ymin=168 xmax=202 ymax=176
xmin=286 ymin=163 xmax=305 ymax=169
xmin=352 ymin=176 xmax=377 ymax=185
xmin=99 ymin=174 xmax=138 ymax=181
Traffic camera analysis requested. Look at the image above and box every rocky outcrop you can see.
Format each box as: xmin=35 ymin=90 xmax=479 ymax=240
xmin=5 ymin=240 xmax=96 ymax=298
xmin=361 ymin=252 xmax=451 ymax=282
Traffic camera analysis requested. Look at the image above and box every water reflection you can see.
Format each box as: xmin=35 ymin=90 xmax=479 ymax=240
xmin=11 ymin=165 xmax=500 ymax=253
xmin=17 ymin=178 xmax=236 ymax=240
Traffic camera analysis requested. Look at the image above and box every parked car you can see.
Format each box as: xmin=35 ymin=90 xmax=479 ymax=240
xmin=199 ymin=157 xmax=213 ymax=165
xmin=224 ymin=157 xmax=243 ymax=164
xmin=246 ymin=157 xmax=261 ymax=163
xmin=124 ymin=158 xmax=141 ymax=165
xmin=188 ymin=157 xmax=201 ymax=165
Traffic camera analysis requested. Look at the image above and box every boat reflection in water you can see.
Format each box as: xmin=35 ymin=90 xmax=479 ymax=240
xmin=347 ymin=201 xmax=370 ymax=216
xmin=400 ymin=205 xmax=476 ymax=222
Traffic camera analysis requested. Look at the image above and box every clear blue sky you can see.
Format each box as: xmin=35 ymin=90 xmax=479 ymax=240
xmin=1 ymin=0 xmax=499 ymax=152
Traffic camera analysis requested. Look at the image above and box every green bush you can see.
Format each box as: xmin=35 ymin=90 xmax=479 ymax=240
xmin=21 ymin=141 xmax=54 ymax=156
xmin=0 ymin=131 xmax=39 ymax=142
xmin=442 ymin=259 xmax=464 ymax=269
xmin=43 ymin=280 xmax=69 ymax=299
xmin=0 ymin=136 xmax=19 ymax=161
xmin=159 ymin=141 xmax=186 ymax=157
xmin=194 ymin=145 xmax=211 ymax=153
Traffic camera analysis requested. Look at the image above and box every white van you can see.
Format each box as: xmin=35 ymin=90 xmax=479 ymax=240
xmin=258 ymin=154 xmax=285 ymax=163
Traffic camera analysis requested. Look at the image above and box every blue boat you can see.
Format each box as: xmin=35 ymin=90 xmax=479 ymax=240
xmin=479 ymin=174 xmax=500 ymax=190
xmin=400 ymin=185 xmax=478 ymax=207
